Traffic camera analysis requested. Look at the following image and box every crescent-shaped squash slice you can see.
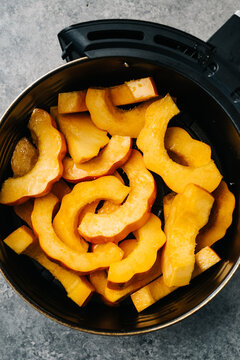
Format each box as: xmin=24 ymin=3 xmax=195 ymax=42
xmin=107 ymin=214 xmax=165 ymax=286
xmin=78 ymin=150 xmax=156 ymax=243
xmin=196 ymin=181 xmax=235 ymax=251
xmin=85 ymin=88 xmax=156 ymax=137
xmin=90 ymin=239 xmax=162 ymax=304
xmin=4 ymin=226 xmax=94 ymax=306
xmin=137 ymin=95 xmax=222 ymax=193
xmin=165 ymin=127 xmax=211 ymax=167
xmin=58 ymin=77 xmax=158 ymax=113
xmin=31 ymin=192 xmax=124 ymax=273
xmin=131 ymin=246 xmax=221 ymax=312
xmin=11 ymin=137 xmax=38 ymax=177
xmin=0 ymin=109 xmax=67 ymax=205
xmin=14 ymin=180 xmax=71 ymax=228
xmin=53 ymin=109 xmax=109 ymax=164
xmin=62 ymin=136 xmax=132 ymax=182
xmin=53 ymin=176 xmax=130 ymax=252
xmin=161 ymin=183 xmax=214 ymax=287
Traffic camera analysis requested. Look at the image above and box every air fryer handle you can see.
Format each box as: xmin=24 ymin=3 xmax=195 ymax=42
xmin=57 ymin=19 xmax=213 ymax=62
xmin=208 ymin=11 xmax=240 ymax=71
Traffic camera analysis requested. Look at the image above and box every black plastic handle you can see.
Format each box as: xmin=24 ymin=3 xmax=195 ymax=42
xmin=58 ymin=19 xmax=213 ymax=67
xmin=208 ymin=11 xmax=240 ymax=73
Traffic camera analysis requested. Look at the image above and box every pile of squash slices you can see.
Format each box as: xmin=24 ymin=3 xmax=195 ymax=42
xmin=1 ymin=77 xmax=235 ymax=312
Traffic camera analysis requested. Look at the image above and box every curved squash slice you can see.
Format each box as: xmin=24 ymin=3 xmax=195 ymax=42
xmin=31 ymin=192 xmax=124 ymax=273
xmin=196 ymin=181 xmax=235 ymax=251
xmin=78 ymin=150 xmax=156 ymax=243
xmin=137 ymin=95 xmax=222 ymax=193
xmin=90 ymin=239 xmax=162 ymax=304
xmin=131 ymin=246 xmax=221 ymax=312
xmin=14 ymin=180 xmax=71 ymax=228
xmin=86 ymin=88 xmax=156 ymax=137
xmin=53 ymin=176 xmax=130 ymax=252
xmin=0 ymin=109 xmax=67 ymax=205
xmin=4 ymin=226 xmax=94 ymax=306
xmin=165 ymin=127 xmax=211 ymax=167
xmin=54 ymin=110 xmax=109 ymax=164
xmin=161 ymin=183 xmax=214 ymax=287
xmin=63 ymin=136 xmax=132 ymax=182
xmin=11 ymin=137 xmax=38 ymax=177
xmin=107 ymin=214 xmax=165 ymax=286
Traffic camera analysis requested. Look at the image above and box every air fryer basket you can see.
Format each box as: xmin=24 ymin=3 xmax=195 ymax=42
xmin=0 ymin=16 xmax=239 ymax=335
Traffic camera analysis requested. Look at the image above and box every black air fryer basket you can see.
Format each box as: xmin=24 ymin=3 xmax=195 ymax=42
xmin=0 ymin=14 xmax=239 ymax=335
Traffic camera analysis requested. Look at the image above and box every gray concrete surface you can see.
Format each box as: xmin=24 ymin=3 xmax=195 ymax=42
xmin=0 ymin=1 xmax=239 ymax=359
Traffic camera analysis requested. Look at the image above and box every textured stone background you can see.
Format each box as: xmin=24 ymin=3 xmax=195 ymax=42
xmin=0 ymin=1 xmax=240 ymax=359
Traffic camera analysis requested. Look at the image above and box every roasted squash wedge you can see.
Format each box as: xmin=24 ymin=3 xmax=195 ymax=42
xmin=14 ymin=180 xmax=71 ymax=228
xmin=161 ymin=183 xmax=214 ymax=287
xmin=11 ymin=137 xmax=38 ymax=177
xmin=131 ymin=246 xmax=221 ymax=312
xmin=137 ymin=95 xmax=222 ymax=193
xmin=165 ymin=127 xmax=211 ymax=167
xmin=62 ymin=136 xmax=132 ymax=182
xmin=0 ymin=109 xmax=67 ymax=205
xmin=54 ymin=110 xmax=109 ymax=164
xmin=53 ymin=175 xmax=130 ymax=251
xmin=78 ymin=150 xmax=156 ymax=243
xmin=90 ymin=239 xmax=162 ymax=303
xmin=107 ymin=214 xmax=165 ymax=286
xmin=3 ymin=225 xmax=36 ymax=254
xmin=196 ymin=181 xmax=235 ymax=251
xmin=58 ymin=77 xmax=158 ymax=114
xmin=31 ymin=193 xmax=124 ymax=273
xmin=4 ymin=226 xmax=94 ymax=306
xmin=86 ymin=88 xmax=156 ymax=137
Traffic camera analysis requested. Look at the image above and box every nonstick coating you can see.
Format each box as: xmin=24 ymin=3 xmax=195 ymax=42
xmin=0 ymin=57 xmax=239 ymax=335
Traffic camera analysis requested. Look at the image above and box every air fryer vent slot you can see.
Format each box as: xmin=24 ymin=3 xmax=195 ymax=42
xmin=88 ymin=30 xmax=144 ymax=41
xmin=154 ymin=34 xmax=199 ymax=61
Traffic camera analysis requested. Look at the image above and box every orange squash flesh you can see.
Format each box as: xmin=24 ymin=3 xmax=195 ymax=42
xmin=11 ymin=137 xmax=38 ymax=177
xmin=131 ymin=246 xmax=221 ymax=312
xmin=165 ymin=127 xmax=211 ymax=167
xmin=107 ymin=214 xmax=165 ymax=286
xmin=0 ymin=109 xmax=67 ymax=205
xmin=196 ymin=181 xmax=235 ymax=251
xmin=163 ymin=192 xmax=176 ymax=224
xmin=62 ymin=136 xmax=132 ymax=182
xmin=3 ymin=225 xmax=36 ymax=254
xmin=58 ymin=90 xmax=88 ymax=113
xmin=161 ymin=184 xmax=214 ymax=287
xmin=86 ymin=88 xmax=156 ymax=137
xmin=4 ymin=226 xmax=94 ymax=306
xmin=14 ymin=200 xmax=34 ymax=228
xmin=90 ymin=239 xmax=162 ymax=304
xmin=51 ymin=179 xmax=71 ymax=200
xmin=78 ymin=150 xmax=156 ymax=243
xmin=54 ymin=110 xmax=109 ymax=164
xmin=137 ymin=95 xmax=222 ymax=193
xmin=31 ymin=193 xmax=124 ymax=273
xmin=13 ymin=180 xmax=71 ymax=228
xmin=58 ymin=77 xmax=158 ymax=114
xmin=53 ymin=176 xmax=130 ymax=251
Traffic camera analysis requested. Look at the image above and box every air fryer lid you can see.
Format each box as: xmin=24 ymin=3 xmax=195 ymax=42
xmin=0 ymin=15 xmax=239 ymax=335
